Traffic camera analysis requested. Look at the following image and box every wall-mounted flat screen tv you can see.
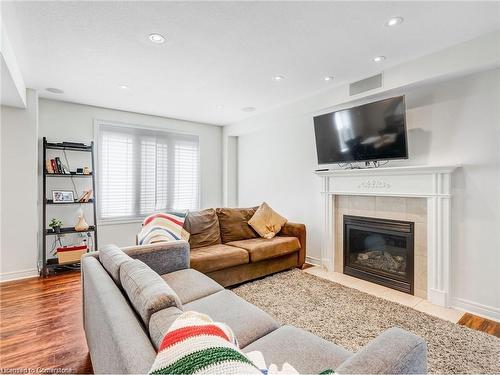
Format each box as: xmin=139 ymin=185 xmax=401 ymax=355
xmin=313 ymin=96 xmax=408 ymax=164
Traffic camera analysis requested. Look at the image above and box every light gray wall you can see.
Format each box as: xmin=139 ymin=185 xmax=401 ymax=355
xmin=38 ymin=99 xmax=223 ymax=247
xmin=0 ymin=89 xmax=39 ymax=280
xmin=234 ymin=69 xmax=500 ymax=318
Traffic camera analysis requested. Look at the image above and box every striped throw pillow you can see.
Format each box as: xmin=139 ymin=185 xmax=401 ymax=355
xmin=138 ymin=212 xmax=190 ymax=245
xmin=149 ymin=311 xmax=261 ymax=374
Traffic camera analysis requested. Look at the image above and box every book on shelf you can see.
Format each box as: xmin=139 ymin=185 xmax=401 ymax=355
xmin=45 ymin=160 xmax=54 ymax=174
xmin=50 ymin=159 xmax=58 ymax=173
xmin=55 ymin=157 xmax=70 ymax=174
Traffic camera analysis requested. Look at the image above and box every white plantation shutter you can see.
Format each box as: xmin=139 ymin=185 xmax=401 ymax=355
xmin=173 ymin=139 xmax=199 ymax=210
xmin=155 ymin=140 xmax=169 ymax=211
xmin=140 ymin=136 xmax=156 ymax=215
xmin=99 ymin=130 xmax=135 ymax=219
xmin=97 ymin=122 xmax=199 ymax=221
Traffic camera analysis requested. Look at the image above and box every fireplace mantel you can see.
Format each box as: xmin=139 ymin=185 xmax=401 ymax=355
xmin=315 ymin=164 xmax=460 ymax=307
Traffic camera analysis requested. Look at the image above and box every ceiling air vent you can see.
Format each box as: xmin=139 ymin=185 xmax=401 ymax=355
xmin=349 ymin=73 xmax=383 ymax=96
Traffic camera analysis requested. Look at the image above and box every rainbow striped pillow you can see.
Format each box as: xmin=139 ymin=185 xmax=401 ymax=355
xmin=149 ymin=311 xmax=261 ymax=374
xmin=138 ymin=212 xmax=190 ymax=245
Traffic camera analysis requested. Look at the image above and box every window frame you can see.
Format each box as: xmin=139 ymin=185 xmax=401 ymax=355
xmin=94 ymin=119 xmax=201 ymax=225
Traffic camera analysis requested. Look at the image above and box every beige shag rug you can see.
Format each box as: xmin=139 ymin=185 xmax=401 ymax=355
xmin=232 ymin=269 xmax=500 ymax=374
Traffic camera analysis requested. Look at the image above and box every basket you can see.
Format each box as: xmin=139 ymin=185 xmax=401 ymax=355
xmin=56 ymin=245 xmax=87 ymax=264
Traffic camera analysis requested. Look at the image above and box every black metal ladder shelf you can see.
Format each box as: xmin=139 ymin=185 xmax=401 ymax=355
xmin=41 ymin=137 xmax=98 ymax=276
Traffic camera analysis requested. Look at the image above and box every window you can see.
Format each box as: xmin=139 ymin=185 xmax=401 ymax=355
xmin=97 ymin=122 xmax=200 ymax=221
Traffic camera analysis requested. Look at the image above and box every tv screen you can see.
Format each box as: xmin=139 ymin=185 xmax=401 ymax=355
xmin=313 ymin=96 xmax=408 ymax=164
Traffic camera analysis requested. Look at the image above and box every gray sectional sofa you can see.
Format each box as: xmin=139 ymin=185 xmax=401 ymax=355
xmin=82 ymin=240 xmax=427 ymax=374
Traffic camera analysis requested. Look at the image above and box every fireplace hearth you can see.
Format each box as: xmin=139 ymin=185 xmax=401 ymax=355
xmin=344 ymin=215 xmax=414 ymax=294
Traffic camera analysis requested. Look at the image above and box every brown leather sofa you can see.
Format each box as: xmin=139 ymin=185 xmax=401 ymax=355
xmin=183 ymin=207 xmax=306 ymax=286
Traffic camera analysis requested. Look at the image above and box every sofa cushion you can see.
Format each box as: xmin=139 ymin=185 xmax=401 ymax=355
xmin=184 ymin=290 xmax=280 ymax=348
xmin=149 ymin=311 xmax=261 ymax=374
xmin=248 ymin=202 xmax=287 ymax=239
xmin=226 ymin=236 xmax=300 ymax=262
xmin=161 ymin=268 xmax=224 ymax=304
xmin=216 ymin=207 xmax=259 ymax=243
xmin=138 ymin=212 xmax=190 ymax=245
xmin=190 ymin=244 xmax=249 ymax=273
xmin=120 ymin=259 xmax=182 ymax=326
xmin=184 ymin=208 xmax=221 ymax=249
xmin=98 ymin=244 xmax=132 ymax=287
xmin=243 ymin=325 xmax=352 ymax=373
xmin=148 ymin=306 xmax=184 ymax=349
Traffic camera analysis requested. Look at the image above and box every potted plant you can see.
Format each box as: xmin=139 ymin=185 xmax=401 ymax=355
xmin=49 ymin=218 xmax=63 ymax=233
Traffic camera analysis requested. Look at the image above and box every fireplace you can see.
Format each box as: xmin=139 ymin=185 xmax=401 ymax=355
xmin=343 ymin=215 xmax=414 ymax=294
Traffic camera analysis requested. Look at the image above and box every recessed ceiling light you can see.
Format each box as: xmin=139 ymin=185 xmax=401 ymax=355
xmin=373 ymin=56 xmax=386 ymax=62
xmin=323 ymin=76 xmax=334 ymax=81
xmin=386 ymin=17 xmax=404 ymax=27
xmin=273 ymin=75 xmax=285 ymax=81
xmin=148 ymin=33 xmax=166 ymax=44
xmin=118 ymin=84 xmax=129 ymax=89
xmin=46 ymin=88 xmax=64 ymax=94
xmin=242 ymin=107 xmax=256 ymax=112
xmin=216 ymin=105 xmax=224 ymax=110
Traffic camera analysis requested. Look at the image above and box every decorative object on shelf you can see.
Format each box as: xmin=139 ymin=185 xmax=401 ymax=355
xmin=52 ymin=190 xmax=75 ymax=203
xmin=77 ymin=189 xmax=93 ymax=203
xmin=83 ymin=166 xmax=91 ymax=175
xmin=75 ymin=210 xmax=89 ymax=232
xmin=76 ymin=168 xmax=83 ymax=174
xmin=56 ymin=244 xmax=88 ymax=264
xmin=49 ymin=218 xmax=63 ymax=234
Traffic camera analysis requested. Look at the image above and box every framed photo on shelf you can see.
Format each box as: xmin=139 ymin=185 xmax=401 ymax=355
xmin=52 ymin=190 xmax=74 ymax=203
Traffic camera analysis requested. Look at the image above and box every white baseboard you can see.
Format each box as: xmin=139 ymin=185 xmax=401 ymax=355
xmin=305 ymin=256 xmax=321 ymax=266
xmin=451 ymin=297 xmax=500 ymax=322
xmin=0 ymin=268 xmax=39 ymax=282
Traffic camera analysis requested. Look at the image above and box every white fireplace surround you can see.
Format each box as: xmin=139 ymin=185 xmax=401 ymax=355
xmin=316 ymin=165 xmax=459 ymax=307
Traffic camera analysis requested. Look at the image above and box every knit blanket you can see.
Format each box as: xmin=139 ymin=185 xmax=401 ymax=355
xmin=138 ymin=212 xmax=190 ymax=245
xmin=149 ymin=311 xmax=261 ymax=374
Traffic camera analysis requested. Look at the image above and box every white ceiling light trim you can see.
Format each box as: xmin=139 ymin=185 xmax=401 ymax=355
xmin=386 ymin=16 xmax=404 ymax=27
xmin=323 ymin=76 xmax=334 ymax=81
xmin=118 ymin=84 xmax=129 ymax=89
xmin=373 ymin=56 xmax=386 ymax=62
xmin=148 ymin=33 xmax=166 ymax=44
xmin=273 ymin=75 xmax=285 ymax=81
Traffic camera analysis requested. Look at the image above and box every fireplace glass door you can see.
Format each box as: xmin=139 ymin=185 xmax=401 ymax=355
xmin=344 ymin=215 xmax=414 ymax=294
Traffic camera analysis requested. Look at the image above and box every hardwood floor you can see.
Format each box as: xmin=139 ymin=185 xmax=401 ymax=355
xmin=458 ymin=313 xmax=500 ymax=338
xmin=1 ymin=270 xmax=499 ymax=373
xmin=0 ymin=271 xmax=92 ymax=373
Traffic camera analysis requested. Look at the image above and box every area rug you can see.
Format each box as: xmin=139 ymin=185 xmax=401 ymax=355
xmin=232 ymin=269 xmax=500 ymax=374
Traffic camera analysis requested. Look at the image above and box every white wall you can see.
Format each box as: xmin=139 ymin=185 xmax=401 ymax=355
xmin=222 ymin=134 xmax=238 ymax=207
xmin=232 ymin=69 xmax=500 ymax=319
xmin=0 ymin=89 xmax=39 ymax=281
xmin=38 ymin=99 xmax=223 ymax=247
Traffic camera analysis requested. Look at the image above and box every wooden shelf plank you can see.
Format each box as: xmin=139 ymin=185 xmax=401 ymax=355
xmin=45 ymin=143 xmax=92 ymax=152
xmin=45 ymin=226 xmax=96 ymax=235
xmin=46 ymin=199 xmax=94 ymax=205
xmin=45 ymin=173 xmax=93 ymax=177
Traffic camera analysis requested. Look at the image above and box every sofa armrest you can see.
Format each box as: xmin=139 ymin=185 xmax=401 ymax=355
xmin=121 ymin=240 xmax=190 ymax=275
xmin=278 ymin=222 xmax=306 ymax=267
xmin=335 ymin=327 xmax=427 ymax=374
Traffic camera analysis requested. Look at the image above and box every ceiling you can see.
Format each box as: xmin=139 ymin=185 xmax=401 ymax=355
xmin=2 ymin=1 xmax=499 ymax=125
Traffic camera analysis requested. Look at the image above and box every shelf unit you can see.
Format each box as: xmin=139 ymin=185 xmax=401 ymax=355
xmin=41 ymin=137 xmax=98 ymax=276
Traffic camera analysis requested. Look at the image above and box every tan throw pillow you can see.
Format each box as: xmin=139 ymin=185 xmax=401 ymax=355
xmin=248 ymin=202 xmax=287 ymax=239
